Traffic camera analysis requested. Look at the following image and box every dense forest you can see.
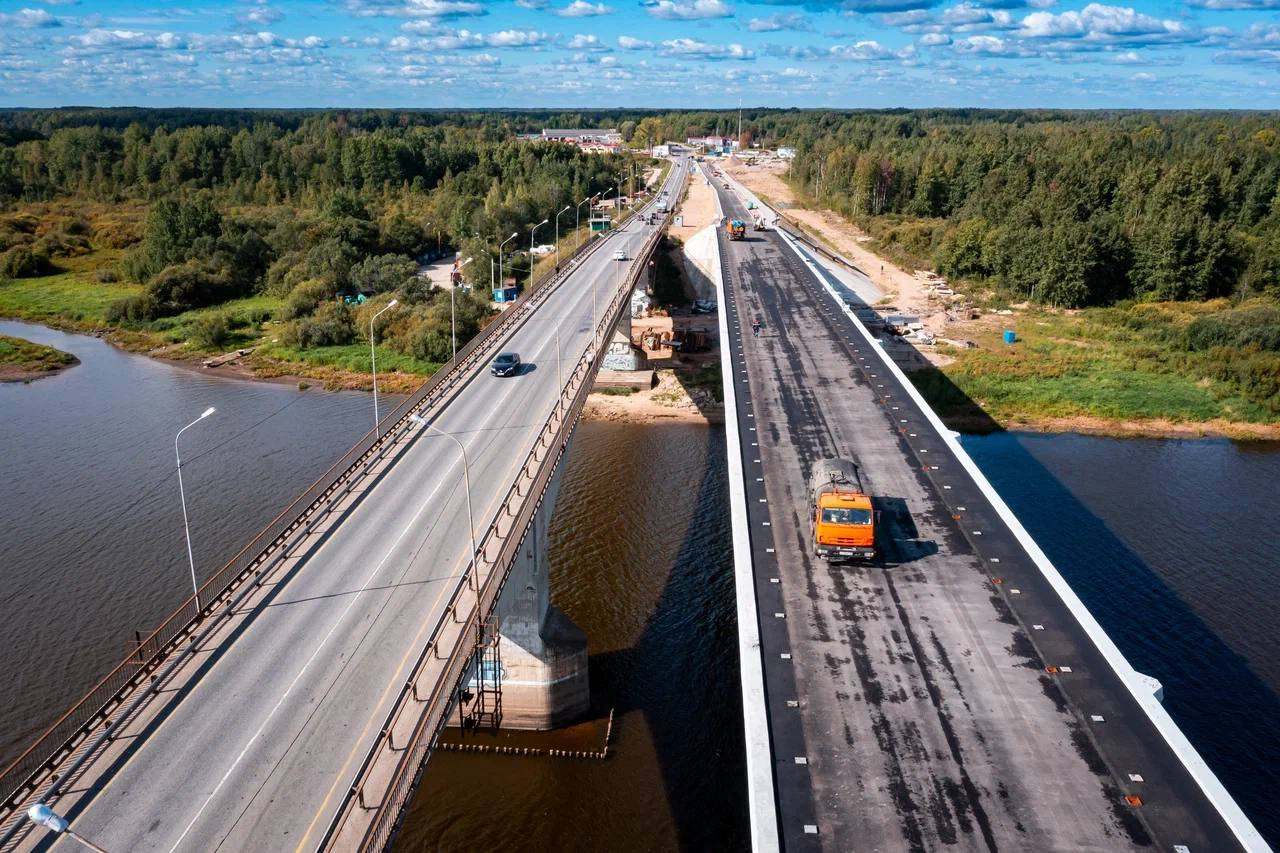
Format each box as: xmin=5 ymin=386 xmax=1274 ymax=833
xmin=1 ymin=107 xmax=1278 ymax=374
xmin=0 ymin=111 xmax=630 ymax=363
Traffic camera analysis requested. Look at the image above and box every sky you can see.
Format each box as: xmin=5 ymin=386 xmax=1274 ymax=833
xmin=0 ymin=0 xmax=1278 ymax=108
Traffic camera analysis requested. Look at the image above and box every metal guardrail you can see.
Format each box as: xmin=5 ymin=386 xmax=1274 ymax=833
xmin=0 ymin=207 xmax=625 ymax=846
xmin=319 ymin=200 xmax=676 ymax=852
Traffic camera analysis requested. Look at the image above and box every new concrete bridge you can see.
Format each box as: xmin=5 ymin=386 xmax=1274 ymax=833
xmin=0 ymin=160 xmax=689 ymax=853
xmin=708 ymin=166 xmax=1270 ymax=853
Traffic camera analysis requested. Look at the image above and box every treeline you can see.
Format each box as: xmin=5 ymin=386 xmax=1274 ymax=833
xmin=767 ymin=111 xmax=1280 ymax=307
xmin=0 ymin=111 xmax=628 ymax=363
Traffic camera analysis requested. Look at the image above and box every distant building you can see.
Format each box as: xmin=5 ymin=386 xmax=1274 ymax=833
xmin=687 ymin=135 xmax=734 ymax=151
xmin=777 ymin=146 xmax=796 ymax=160
xmin=539 ymin=128 xmax=622 ymax=144
xmin=652 ymin=143 xmax=671 ymax=157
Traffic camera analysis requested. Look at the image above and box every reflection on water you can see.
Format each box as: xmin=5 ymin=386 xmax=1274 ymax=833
xmin=0 ymin=320 xmax=373 ymax=764
xmin=963 ymin=431 xmax=1280 ymax=845
xmin=396 ymin=422 xmax=748 ymax=852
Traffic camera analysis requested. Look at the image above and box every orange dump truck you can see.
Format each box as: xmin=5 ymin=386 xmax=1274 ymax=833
xmin=727 ymin=219 xmax=746 ymax=240
xmin=809 ymin=458 xmax=876 ymax=561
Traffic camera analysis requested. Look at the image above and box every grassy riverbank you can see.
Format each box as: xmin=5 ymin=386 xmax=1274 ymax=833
xmin=912 ymin=299 xmax=1280 ymax=439
xmin=0 ymin=334 xmax=78 ymax=382
xmin=0 ymin=245 xmax=439 ymax=392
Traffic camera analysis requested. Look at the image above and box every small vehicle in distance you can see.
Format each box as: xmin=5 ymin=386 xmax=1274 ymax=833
xmin=612 ymin=249 xmax=628 ymax=261
xmin=491 ymin=352 xmax=521 ymax=377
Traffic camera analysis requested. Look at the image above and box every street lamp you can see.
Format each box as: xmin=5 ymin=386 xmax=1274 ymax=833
xmin=452 ymin=257 xmax=473 ymax=361
xmin=370 ymin=299 xmax=399 ymax=434
xmin=576 ymin=193 xmax=597 ymax=249
xmin=175 ymin=405 xmax=216 ymax=613
xmin=408 ymin=415 xmax=478 ymax=593
xmin=498 ymin=231 xmax=518 ymax=297
xmin=26 ymin=805 xmax=108 ymax=853
xmin=529 ymin=218 xmax=549 ymax=286
xmin=554 ymin=204 xmax=571 ymax=268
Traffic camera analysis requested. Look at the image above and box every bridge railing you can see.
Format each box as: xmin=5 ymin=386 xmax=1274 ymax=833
xmin=319 ymin=204 xmax=675 ymax=852
xmin=0 ymin=207 xmax=626 ymax=841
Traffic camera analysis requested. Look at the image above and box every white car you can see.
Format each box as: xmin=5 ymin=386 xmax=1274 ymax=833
xmin=612 ymin=249 xmax=628 ymax=261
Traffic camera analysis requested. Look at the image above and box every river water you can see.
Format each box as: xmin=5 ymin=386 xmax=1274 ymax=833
xmin=1 ymin=321 xmax=1278 ymax=847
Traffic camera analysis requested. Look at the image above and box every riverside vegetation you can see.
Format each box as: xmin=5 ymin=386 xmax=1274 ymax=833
xmin=2 ymin=108 xmax=1277 ymax=430
xmin=0 ymin=333 xmax=77 ymax=382
xmin=0 ymin=110 xmax=640 ymax=390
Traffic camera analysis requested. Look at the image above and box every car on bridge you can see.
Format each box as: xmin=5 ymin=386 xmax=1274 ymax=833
xmin=490 ymin=352 xmax=522 ymax=377
xmin=612 ymin=249 xmax=628 ymax=261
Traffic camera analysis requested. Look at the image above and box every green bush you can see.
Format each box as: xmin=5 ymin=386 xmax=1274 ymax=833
xmin=189 ymin=313 xmax=231 ymax=349
xmin=104 ymin=293 xmax=161 ymax=324
xmin=286 ymin=301 xmax=355 ymax=349
xmin=282 ymin=278 xmax=335 ymax=320
xmin=0 ymin=244 xmax=53 ymax=278
xmin=94 ymin=268 xmax=120 ymax=284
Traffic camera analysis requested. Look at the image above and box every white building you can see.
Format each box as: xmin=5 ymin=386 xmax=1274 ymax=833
xmin=777 ymin=146 xmax=797 ymax=160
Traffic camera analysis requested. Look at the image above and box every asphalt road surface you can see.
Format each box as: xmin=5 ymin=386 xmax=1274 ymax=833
xmin=713 ymin=180 xmax=1245 ymax=853
xmin=26 ymin=161 xmax=688 ymax=853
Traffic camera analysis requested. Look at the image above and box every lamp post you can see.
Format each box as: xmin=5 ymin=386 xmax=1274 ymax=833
xmin=498 ymin=231 xmax=518 ymax=297
xmin=26 ymin=805 xmax=108 ymax=853
xmin=576 ymin=193 xmax=597 ymax=249
xmin=529 ymin=218 xmax=549 ymax=287
xmin=408 ymin=415 xmax=478 ymax=593
xmin=452 ymin=257 xmax=473 ymax=361
xmin=175 ymin=405 xmax=216 ymax=613
xmin=554 ymin=204 xmax=571 ymax=268
xmin=370 ymin=299 xmax=399 ymax=434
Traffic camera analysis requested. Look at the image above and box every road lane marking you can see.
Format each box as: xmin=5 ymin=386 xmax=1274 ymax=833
xmin=163 ymin=456 xmax=467 ymax=853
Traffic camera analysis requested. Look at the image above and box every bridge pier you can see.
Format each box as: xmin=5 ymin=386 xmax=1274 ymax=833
xmin=489 ymin=459 xmax=590 ymax=729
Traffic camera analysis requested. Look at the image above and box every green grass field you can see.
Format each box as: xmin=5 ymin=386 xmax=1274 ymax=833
xmin=0 ymin=251 xmax=139 ymax=326
xmin=0 ymin=334 xmax=78 ymax=376
xmin=257 ymin=342 xmax=440 ymax=377
xmin=915 ymin=301 xmax=1279 ymax=430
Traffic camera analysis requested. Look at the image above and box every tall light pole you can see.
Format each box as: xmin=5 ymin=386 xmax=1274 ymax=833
xmin=370 ymin=299 xmax=399 ymax=434
xmin=554 ymin=204 xmax=571 ymax=268
xmin=451 ymin=257 xmax=473 ymax=361
xmin=175 ymin=406 xmax=216 ymax=613
xmin=408 ymin=415 xmax=478 ymax=593
xmin=498 ymin=231 xmax=518 ymax=296
xmin=529 ymin=218 xmax=549 ymax=287
xmin=26 ymin=805 xmax=109 ymax=853
xmin=576 ymin=193 xmax=597 ymax=249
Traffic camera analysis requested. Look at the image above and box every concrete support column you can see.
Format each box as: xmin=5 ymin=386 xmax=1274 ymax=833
xmin=490 ymin=457 xmax=589 ymax=729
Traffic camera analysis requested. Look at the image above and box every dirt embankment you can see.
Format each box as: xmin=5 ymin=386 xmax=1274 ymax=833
xmin=0 ymin=334 xmax=79 ymax=383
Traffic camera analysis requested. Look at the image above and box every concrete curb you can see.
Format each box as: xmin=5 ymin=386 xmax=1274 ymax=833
xmin=773 ymin=225 xmax=1271 ymax=853
xmin=711 ymin=179 xmax=781 ymax=853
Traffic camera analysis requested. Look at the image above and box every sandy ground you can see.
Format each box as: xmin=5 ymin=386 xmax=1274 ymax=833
xmin=584 ymin=370 xmax=721 ymax=424
xmin=669 ymin=167 xmax=720 ymax=244
xmin=0 ymin=362 xmax=77 ymax=382
xmin=723 ymin=159 xmax=956 ymax=321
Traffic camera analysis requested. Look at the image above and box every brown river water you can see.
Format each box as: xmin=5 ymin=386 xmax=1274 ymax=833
xmin=2 ymin=319 xmax=1278 ymax=848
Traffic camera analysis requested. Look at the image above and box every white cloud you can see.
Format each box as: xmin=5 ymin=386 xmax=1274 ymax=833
xmin=556 ymin=0 xmax=613 ymax=14
xmin=748 ymin=12 xmax=810 ymax=31
xmin=659 ymin=37 xmax=753 ymax=58
xmin=515 ymin=0 xmax=548 ymax=7
xmin=643 ymin=0 xmax=731 ymax=19
xmin=1130 ymin=71 xmax=1155 ymax=80
xmin=828 ymin=40 xmax=897 ymax=60
xmin=567 ymin=33 xmax=609 ymax=49
xmin=1019 ymin=4 xmax=1194 ymax=44
xmin=953 ymin=34 xmax=1006 ymax=52
xmin=68 ymin=28 xmax=185 ymax=50
xmin=1187 ymin=0 xmax=1280 ymax=9
xmin=618 ymin=35 xmax=653 ymax=49
xmin=238 ymin=4 xmax=283 ymax=26
xmin=0 ymin=8 xmax=60 ymax=28
xmin=919 ymin=32 xmax=951 ymax=44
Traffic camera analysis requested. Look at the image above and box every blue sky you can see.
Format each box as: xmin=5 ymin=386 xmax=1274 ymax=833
xmin=0 ymin=0 xmax=1277 ymax=108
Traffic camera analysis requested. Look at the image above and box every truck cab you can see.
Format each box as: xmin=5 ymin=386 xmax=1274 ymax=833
xmin=809 ymin=458 xmax=876 ymax=561
xmin=814 ymin=492 xmax=875 ymax=561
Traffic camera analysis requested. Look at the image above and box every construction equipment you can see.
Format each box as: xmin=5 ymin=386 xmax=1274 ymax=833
xmin=726 ymin=219 xmax=746 ymax=240
xmin=808 ymin=459 xmax=876 ymax=561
